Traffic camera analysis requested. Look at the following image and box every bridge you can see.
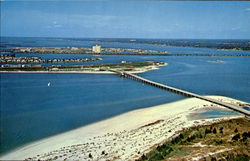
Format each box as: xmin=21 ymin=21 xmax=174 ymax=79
xmin=109 ymin=70 xmax=250 ymax=117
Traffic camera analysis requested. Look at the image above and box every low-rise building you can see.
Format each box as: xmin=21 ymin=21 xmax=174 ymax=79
xmin=92 ymin=45 xmax=101 ymax=54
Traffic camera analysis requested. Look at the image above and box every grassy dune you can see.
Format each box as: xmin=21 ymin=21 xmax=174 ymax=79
xmin=137 ymin=117 xmax=250 ymax=161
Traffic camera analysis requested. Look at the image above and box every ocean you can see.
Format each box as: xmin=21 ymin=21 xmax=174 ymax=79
xmin=0 ymin=37 xmax=250 ymax=155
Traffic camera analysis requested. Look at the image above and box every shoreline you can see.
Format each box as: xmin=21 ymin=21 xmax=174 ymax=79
xmin=0 ymin=96 xmax=247 ymax=160
xmin=0 ymin=69 xmax=153 ymax=74
xmin=0 ymin=65 xmax=163 ymax=74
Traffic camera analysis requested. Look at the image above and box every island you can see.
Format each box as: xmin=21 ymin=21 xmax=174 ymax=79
xmin=4 ymin=46 xmax=249 ymax=57
xmin=0 ymin=61 xmax=167 ymax=74
xmin=11 ymin=47 xmax=168 ymax=54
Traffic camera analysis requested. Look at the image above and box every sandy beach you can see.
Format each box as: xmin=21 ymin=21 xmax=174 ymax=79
xmin=0 ymin=95 xmax=247 ymax=161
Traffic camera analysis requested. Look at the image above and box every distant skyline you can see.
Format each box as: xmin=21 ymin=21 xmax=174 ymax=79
xmin=1 ymin=1 xmax=250 ymax=39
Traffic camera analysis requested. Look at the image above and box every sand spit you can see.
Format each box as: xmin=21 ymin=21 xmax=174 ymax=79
xmin=0 ymin=96 xmax=247 ymax=161
xmin=0 ymin=63 xmax=166 ymax=75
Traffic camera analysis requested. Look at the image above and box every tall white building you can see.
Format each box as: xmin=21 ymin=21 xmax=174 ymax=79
xmin=92 ymin=45 xmax=101 ymax=54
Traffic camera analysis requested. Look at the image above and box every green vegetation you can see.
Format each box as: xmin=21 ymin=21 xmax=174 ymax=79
xmin=137 ymin=118 xmax=250 ymax=161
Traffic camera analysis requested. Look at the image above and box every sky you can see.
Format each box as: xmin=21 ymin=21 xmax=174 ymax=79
xmin=1 ymin=1 xmax=250 ymax=39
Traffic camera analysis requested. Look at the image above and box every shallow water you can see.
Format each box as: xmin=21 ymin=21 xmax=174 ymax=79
xmin=200 ymin=109 xmax=239 ymax=119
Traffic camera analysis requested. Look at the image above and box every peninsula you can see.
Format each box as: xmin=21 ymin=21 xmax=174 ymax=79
xmin=0 ymin=61 xmax=166 ymax=74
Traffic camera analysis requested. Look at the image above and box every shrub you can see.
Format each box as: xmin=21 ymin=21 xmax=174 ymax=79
xmin=186 ymin=135 xmax=196 ymax=142
xmin=168 ymin=147 xmax=173 ymax=154
xmin=226 ymin=153 xmax=235 ymax=160
xmin=141 ymin=154 xmax=147 ymax=160
xmin=232 ymin=133 xmax=240 ymax=141
xmin=242 ymin=131 xmax=250 ymax=138
xmin=215 ymin=139 xmax=223 ymax=145
xmin=213 ymin=128 xmax=217 ymax=134
xmin=156 ymin=144 xmax=167 ymax=152
xmin=219 ymin=127 xmax=223 ymax=134
xmin=235 ymin=154 xmax=250 ymax=161
xmin=171 ymin=135 xmax=182 ymax=144
xmin=234 ymin=128 xmax=238 ymax=133
xmin=156 ymin=146 xmax=161 ymax=151
xmin=205 ymin=128 xmax=211 ymax=135
xmin=179 ymin=134 xmax=184 ymax=139
xmin=242 ymin=132 xmax=247 ymax=138
xmin=149 ymin=152 xmax=164 ymax=161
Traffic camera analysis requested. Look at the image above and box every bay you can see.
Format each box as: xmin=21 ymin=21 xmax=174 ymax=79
xmin=0 ymin=37 xmax=249 ymax=155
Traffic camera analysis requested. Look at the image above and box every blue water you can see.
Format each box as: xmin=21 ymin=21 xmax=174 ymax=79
xmin=0 ymin=37 xmax=250 ymax=155
xmin=200 ymin=109 xmax=239 ymax=119
xmin=139 ymin=56 xmax=250 ymax=102
xmin=0 ymin=73 xmax=184 ymax=154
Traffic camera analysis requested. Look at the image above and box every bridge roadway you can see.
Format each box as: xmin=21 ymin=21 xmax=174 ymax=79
xmin=109 ymin=70 xmax=250 ymax=117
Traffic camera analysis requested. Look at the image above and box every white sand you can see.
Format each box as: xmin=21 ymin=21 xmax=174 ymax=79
xmin=0 ymin=96 xmax=246 ymax=161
